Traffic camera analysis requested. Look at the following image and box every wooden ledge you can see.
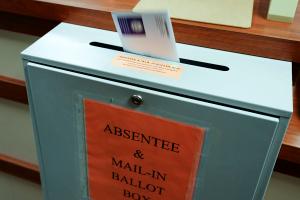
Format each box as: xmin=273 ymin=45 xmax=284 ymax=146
xmin=0 ymin=0 xmax=300 ymax=62
xmin=0 ymin=75 xmax=28 ymax=104
xmin=279 ymin=70 xmax=300 ymax=165
xmin=0 ymin=153 xmax=40 ymax=184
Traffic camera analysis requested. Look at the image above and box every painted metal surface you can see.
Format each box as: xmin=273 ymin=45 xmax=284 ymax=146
xmin=22 ymin=23 xmax=293 ymax=117
xmin=22 ymin=23 xmax=292 ymax=200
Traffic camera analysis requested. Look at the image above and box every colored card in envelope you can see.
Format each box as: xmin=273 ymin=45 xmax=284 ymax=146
xmin=112 ymin=11 xmax=179 ymax=62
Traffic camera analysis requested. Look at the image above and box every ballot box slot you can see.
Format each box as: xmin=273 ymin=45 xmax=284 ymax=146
xmin=89 ymin=42 xmax=229 ymax=71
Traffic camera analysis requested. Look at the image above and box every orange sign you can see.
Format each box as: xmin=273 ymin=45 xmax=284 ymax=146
xmin=84 ymin=99 xmax=205 ymax=200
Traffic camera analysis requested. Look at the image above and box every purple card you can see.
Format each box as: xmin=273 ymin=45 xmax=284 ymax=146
xmin=117 ymin=17 xmax=145 ymax=35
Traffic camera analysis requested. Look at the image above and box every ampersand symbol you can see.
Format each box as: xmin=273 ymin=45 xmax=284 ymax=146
xmin=133 ymin=149 xmax=144 ymax=160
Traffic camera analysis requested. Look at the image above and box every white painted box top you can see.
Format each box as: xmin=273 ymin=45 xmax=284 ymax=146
xmin=22 ymin=23 xmax=292 ymax=117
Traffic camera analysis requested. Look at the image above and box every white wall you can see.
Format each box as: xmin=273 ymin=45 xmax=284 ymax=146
xmin=0 ymin=172 xmax=42 ymax=200
xmin=0 ymin=29 xmax=299 ymax=200
xmin=0 ymin=29 xmax=38 ymax=80
xmin=0 ymin=29 xmax=41 ymax=199
xmin=265 ymin=172 xmax=300 ymax=200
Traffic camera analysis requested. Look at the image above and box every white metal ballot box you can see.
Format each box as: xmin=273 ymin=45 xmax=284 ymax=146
xmin=22 ymin=23 xmax=292 ymax=200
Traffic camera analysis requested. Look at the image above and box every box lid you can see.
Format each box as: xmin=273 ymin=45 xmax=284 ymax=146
xmin=22 ymin=23 xmax=293 ymax=117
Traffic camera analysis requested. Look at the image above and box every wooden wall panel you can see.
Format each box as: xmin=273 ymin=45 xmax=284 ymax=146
xmin=0 ymin=75 xmax=27 ymax=104
xmin=0 ymin=153 xmax=40 ymax=184
xmin=0 ymin=11 xmax=57 ymax=36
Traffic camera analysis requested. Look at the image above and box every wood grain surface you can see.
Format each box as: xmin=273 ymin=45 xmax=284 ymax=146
xmin=0 ymin=11 xmax=58 ymax=36
xmin=279 ymin=68 xmax=300 ymax=164
xmin=0 ymin=153 xmax=40 ymax=184
xmin=0 ymin=75 xmax=28 ymax=104
xmin=0 ymin=0 xmax=300 ymax=62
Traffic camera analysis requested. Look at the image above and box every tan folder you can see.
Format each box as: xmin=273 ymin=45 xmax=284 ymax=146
xmin=134 ymin=0 xmax=254 ymax=28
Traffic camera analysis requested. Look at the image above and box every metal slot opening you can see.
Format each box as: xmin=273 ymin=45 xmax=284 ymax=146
xmin=89 ymin=42 xmax=229 ymax=71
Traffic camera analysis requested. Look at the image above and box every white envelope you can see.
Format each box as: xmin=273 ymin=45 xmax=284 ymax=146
xmin=112 ymin=11 xmax=179 ymax=62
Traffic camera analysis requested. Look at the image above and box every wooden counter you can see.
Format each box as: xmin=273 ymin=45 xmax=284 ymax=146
xmin=0 ymin=0 xmax=299 ymax=176
xmin=0 ymin=0 xmax=300 ymax=62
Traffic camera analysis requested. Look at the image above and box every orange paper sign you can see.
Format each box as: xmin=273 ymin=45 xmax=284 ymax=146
xmin=84 ymin=99 xmax=205 ymax=200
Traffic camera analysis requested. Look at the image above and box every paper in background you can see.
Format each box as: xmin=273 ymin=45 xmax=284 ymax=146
xmin=112 ymin=11 xmax=179 ymax=62
xmin=134 ymin=0 xmax=254 ymax=28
